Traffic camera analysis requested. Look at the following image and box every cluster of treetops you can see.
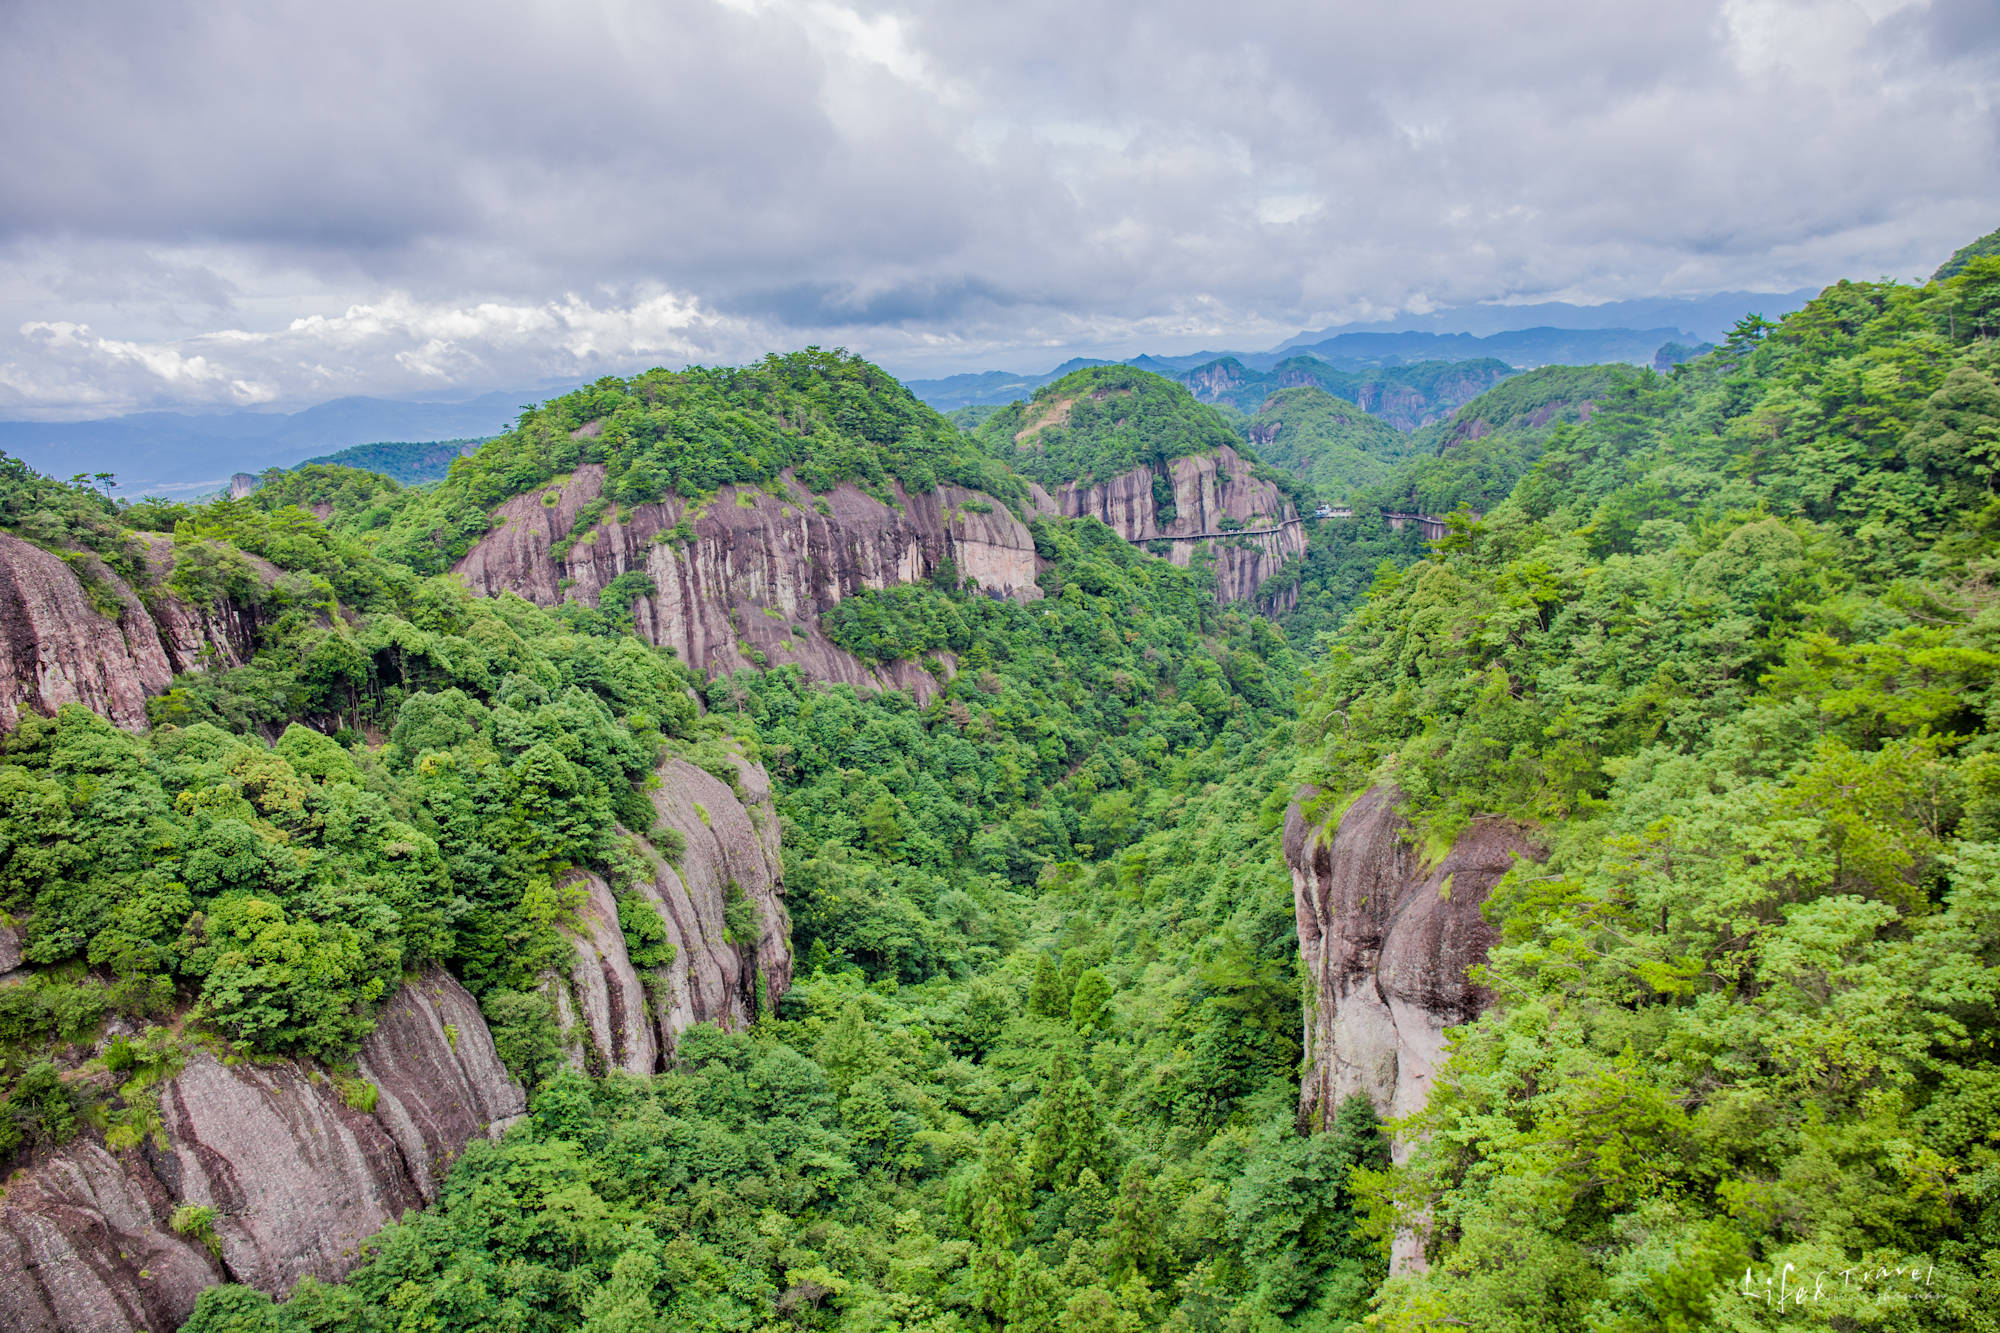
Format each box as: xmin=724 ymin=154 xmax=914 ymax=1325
xmin=0 ymin=230 xmax=1991 ymax=1331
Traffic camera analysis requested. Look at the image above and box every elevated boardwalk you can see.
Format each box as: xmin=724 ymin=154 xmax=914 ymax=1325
xmin=1154 ymin=518 xmax=1303 ymax=541
xmin=1154 ymin=510 xmax=1467 ymax=543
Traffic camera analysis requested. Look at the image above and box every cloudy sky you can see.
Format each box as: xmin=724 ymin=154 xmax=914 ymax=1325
xmin=1 ymin=0 xmax=1995 ymax=418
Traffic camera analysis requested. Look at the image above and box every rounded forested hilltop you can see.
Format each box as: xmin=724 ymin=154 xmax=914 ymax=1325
xmin=1242 ymin=385 xmax=1416 ymax=503
xmin=377 ymin=348 xmax=1026 ymax=574
xmin=973 ymin=364 xmax=1243 ymax=488
xmin=1367 ymin=362 xmax=1646 ymax=516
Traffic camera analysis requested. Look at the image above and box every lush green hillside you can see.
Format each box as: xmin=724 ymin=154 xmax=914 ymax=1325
xmin=1241 ymin=386 xmax=1418 ymax=502
xmin=5 ymin=244 xmax=2000 ymax=1333
xmin=0 ymin=580 xmax=708 ymax=1159
xmin=375 ymin=348 xmax=1027 ymax=574
xmin=1375 ymin=362 xmax=1641 ymax=516
xmin=299 ymin=438 xmax=483 ymax=484
xmin=1935 ymin=224 xmax=2000 ymax=281
xmin=1299 ymin=265 xmax=2000 ymax=1330
xmin=972 ymin=365 xmax=1243 ymax=488
xmin=1187 ymin=355 xmax=1514 ymax=428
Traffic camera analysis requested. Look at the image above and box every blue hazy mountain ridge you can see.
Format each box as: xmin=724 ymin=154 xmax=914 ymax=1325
xmin=0 ymin=389 xmax=529 ymax=496
xmin=904 ymin=300 xmax=1815 ymax=411
xmin=1287 ymin=324 xmax=1691 ymax=369
xmin=1277 ymin=286 xmax=1820 ymax=345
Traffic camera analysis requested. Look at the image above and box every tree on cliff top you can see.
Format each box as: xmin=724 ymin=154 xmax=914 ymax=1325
xmin=973 ymin=364 xmax=1244 ymax=489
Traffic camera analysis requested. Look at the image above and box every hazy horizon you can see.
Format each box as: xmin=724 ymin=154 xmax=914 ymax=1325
xmin=3 ymin=0 xmax=1995 ymax=418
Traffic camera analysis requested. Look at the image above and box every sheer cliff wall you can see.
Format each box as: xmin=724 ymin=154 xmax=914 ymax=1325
xmin=1285 ymin=785 xmax=1539 ymax=1137
xmin=1049 ymin=443 xmax=1307 ymax=608
xmin=455 ymin=465 xmax=1047 ymax=703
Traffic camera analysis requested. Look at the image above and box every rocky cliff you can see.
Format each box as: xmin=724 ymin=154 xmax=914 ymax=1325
xmin=1285 ymin=785 xmax=1539 ymax=1137
xmin=454 ymin=464 xmax=1046 ymax=704
xmin=1050 ymin=443 xmax=1307 ymax=607
xmin=1337 ymin=366 xmax=1508 ymax=432
xmin=0 ymin=531 xmax=259 ymax=734
xmin=548 ymin=753 xmax=790 ymax=1075
xmin=0 ymin=969 xmax=525 ymax=1333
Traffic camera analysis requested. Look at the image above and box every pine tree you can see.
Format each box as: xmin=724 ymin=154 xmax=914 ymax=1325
xmin=1108 ymin=1158 xmax=1168 ymax=1286
xmin=969 ymin=1127 xmax=1031 ymax=1249
xmin=1069 ymin=968 xmax=1111 ymax=1031
xmin=1029 ymin=1053 xmax=1107 ymax=1191
xmin=1026 ymin=952 xmax=1066 ymax=1018
xmin=813 ymin=1001 xmax=880 ymax=1098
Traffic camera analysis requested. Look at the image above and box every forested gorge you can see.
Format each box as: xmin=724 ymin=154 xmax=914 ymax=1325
xmin=0 ymin=246 xmax=1993 ymax=1333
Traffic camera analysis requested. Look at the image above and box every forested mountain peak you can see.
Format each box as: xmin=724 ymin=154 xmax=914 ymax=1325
xmin=372 ymin=348 xmax=1028 ymax=575
xmin=971 ymin=364 xmax=1242 ymax=488
xmin=1933 ymin=223 xmax=2000 ymax=282
xmin=1240 ymin=385 xmax=1416 ymax=503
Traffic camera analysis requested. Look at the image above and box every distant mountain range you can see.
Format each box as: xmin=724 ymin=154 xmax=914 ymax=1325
xmin=0 ymin=287 xmax=1824 ymax=495
xmin=0 ymin=391 xmax=531 ymax=497
xmin=906 ymin=288 xmax=1819 ymax=412
xmin=1277 ymin=289 xmax=1818 ymax=345
xmin=903 ymin=327 xmax=1684 ymax=414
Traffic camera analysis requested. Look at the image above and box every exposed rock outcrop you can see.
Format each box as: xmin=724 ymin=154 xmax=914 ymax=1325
xmin=1333 ymin=365 xmax=1511 ymax=432
xmin=0 ymin=531 xmax=259 ymax=734
xmin=549 ymin=753 xmax=790 ymax=1075
xmin=1285 ymin=785 xmax=1539 ymax=1137
xmin=1051 ymin=444 xmax=1307 ymax=607
xmin=455 ymin=465 xmax=1045 ymax=703
xmin=0 ymin=969 xmax=524 ymax=1333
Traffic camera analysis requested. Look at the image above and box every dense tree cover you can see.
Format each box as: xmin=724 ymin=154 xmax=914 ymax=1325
xmin=973 ymin=367 xmax=1244 ymax=489
xmin=183 ymin=1026 xmax=1386 ymax=1333
xmin=722 ymin=517 xmax=1292 ymax=980
xmin=298 ymin=438 xmax=484 ymax=485
xmin=0 ymin=458 xmax=713 ymax=1164
xmin=1370 ymin=363 xmax=1643 ymax=517
xmin=1180 ymin=357 xmax=1515 ymax=425
xmin=0 ymin=587 xmax=702 ymax=1154
xmin=1239 ymin=387 xmax=1417 ymax=504
xmin=1297 ymin=266 xmax=2000 ymax=1329
xmin=244 ymin=462 xmax=417 ymax=527
xmin=949 ymin=404 xmax=1005 ymax=432
xmin=1934 ymin=225 xmax=2000 ymax=281
xmin=175 ymin=508 xmax=1400 ymax=1330
xmin=1268 ymin=517 xmax=1433 ymax=648
xmin=373 ymin=349 xmax=1028 ymax=574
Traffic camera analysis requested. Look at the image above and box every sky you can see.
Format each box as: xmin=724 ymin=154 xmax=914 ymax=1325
xmin=0 ymin=0 xmax=1995 ymax=419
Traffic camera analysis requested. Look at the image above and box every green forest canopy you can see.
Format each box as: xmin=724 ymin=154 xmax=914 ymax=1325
xmin=0 ymin=238 xmax=1995 ymax=1332
xmin=971 ymin=365 xmax=1245 ymax=489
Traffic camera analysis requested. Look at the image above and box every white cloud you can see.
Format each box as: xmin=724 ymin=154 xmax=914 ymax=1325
xmin=0 ymin=290 xmax=747 ymax=417
xmin=0 ymin=0 xmax=1994 ymax=413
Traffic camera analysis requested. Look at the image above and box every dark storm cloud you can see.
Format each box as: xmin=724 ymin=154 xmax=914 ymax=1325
xmin=0 ymin=0 xmax=1994 ymax=413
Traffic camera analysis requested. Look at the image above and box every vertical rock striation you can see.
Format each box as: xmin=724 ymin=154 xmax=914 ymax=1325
xmin=1285 ymin=785 xmax=1539 ymax=1137
xmin=0 ymin=969 xmax=524 ymax=1333
xmin=549 ymin=753 xmax=791 ymax=1075
xmin=0 ymin=531 xmax=259 ymax=734
xmin=1050 ymin=444 xmax=1307 ymax=607
xmin=454 ymin=465 xmax=1046 ymax=703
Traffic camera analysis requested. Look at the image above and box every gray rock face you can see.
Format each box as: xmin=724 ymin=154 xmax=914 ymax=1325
xmin=1285 ymin=785 xmax=1538 ymax=1270
xmin=551 ymin=754 xmax=791 ymax=1074
xmin=1286 ymin=785 xmax=1539 ymax=1135
xmin=454 ymin=466 xmax=1045 ymax=704
xmin=1050 ymin=444 xmax=1308 ymax=607
xmin=0 ymin=531 xmax=258 ymax=734
xmin=0 ymin=969 xmax=524 ymax=1332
